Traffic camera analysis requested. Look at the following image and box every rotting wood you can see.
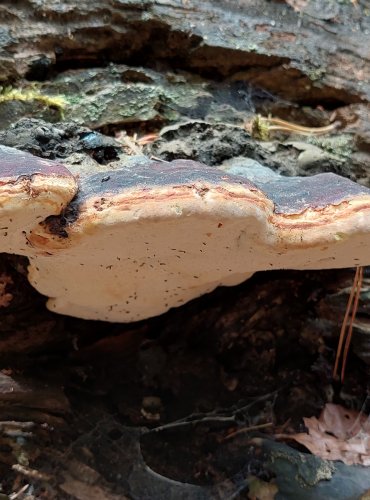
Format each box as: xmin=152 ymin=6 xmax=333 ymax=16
xmin=0 ymin=0 xmax=369 ymax=104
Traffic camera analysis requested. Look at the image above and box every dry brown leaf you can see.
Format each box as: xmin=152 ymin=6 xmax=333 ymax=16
xmin=288 ymin=403 xmax=370 ymax=465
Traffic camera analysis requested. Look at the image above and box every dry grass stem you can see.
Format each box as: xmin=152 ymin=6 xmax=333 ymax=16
xmin=247 ymin=115 xmax=339 ymax=140
xmin=333 ymin=266 xmax=363 ymax=381
xmin=223 ymin=422 xmax=273 ymax=441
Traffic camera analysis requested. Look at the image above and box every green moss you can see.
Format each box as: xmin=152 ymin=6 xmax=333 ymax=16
xmin=306 ymin=67 xmax=326 ymax=82
xmin=64 ymin=94 xmax=84 ymax=106
xmin=308 ymin=134 xmax=353 ymax=159
xmin=250 ymin=115 xmax=270 ymax=141
xmin=246 ymin=43 xmax=259 ymax=52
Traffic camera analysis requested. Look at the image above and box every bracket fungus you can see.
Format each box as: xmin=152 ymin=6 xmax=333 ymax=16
xmin=0 ymin=146 xmax=77 ymax=255
xmin=1 ymin=146 xmax=370 ymax=322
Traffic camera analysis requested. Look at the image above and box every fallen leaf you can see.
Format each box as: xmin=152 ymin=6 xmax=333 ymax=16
xmin=287 ymin=403 xmax=370 ymax=465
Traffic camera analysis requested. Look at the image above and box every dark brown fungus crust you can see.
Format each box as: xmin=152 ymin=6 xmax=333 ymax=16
xmin=0 ymin=145 xmax=73 ymax=181
xmin=65 ymin=160 xmax=370 ymax=215
xmin=256 ymin=173 xmax=370 ymax=214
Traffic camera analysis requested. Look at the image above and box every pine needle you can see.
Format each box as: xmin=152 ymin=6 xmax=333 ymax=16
xmin=333 ymin=266 xmax=363 ymax=382
xmin=247 ymin=114 xmax=339 ymax=140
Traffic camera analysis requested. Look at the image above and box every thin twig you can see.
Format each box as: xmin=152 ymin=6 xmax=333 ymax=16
xmin=146 ymin=391 xmax=279 ymax=434
xmin=333 ymin=266 xmax=363 ymax=381
xmin=247 ymin=114 xmax=339 ymax=140
xmin=222 ymin=422 xmax=273 ymax=441
xmin=341 ymin=266 xmax=363 ymax=381
xmin=149 ymin=415 xmax=237 ymax=433
xmin=12 ymin=464 xmax=52 ymax=481
xmin=137 ymin=133 xmax=159 ymax=145
xmin=266 ymin=117 xmax=338 ymax=135
xmin=333 ymin=268 xmax=359 ymax=378
xmin=119 ymin=133 xmax=143 ymax=155
xmin=9 ymin=483 xmax=30 ymax=500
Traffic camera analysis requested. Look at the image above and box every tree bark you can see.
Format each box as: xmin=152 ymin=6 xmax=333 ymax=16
xmin=0 ymin=0 xmax=369 ymax=103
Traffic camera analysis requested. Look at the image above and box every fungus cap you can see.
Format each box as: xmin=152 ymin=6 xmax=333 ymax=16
xmin=0 ymin=145 xmax=77 ymax=254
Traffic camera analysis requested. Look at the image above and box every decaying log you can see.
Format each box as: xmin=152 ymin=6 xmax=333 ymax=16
xmin=0 ymin=0 xmax=369 ymax=104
